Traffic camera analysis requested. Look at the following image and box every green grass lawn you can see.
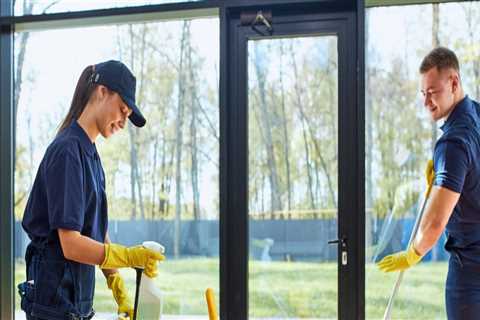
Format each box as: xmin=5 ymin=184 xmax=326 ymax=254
xmin=14 ymin=259 xmax=448 ymax=319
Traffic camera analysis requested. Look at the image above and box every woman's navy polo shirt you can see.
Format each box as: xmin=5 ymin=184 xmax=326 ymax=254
xmin=434 ymin=95 xmax=480 ymax=264
xmin=22 ymin=120 xmax=108 ymax=245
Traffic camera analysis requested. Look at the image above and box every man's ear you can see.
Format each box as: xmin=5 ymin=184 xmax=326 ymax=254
xmin=450 ymin=71 xmax=460 ymax=93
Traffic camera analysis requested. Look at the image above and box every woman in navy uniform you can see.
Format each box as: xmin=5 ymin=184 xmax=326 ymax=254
xmin=19 ymin=60 xmax=164 ymax=320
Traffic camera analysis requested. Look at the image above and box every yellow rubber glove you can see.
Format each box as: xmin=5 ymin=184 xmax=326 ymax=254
xmin=425 ymin=159 xmax=435 ymax=190
xmin=101 ymin=243 xmax=165 ymax=278
xmin=107 ymin=273 xmax=133 ymax=319
xmin=377 ymin=246 xmax=422 ymax=272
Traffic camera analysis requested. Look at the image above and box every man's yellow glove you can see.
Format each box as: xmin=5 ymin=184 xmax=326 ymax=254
xmin=101 ymin=243 xmax=165 ymax=278
xmin=425 ymin=159 xmax=434 ymax=189
xmin=377 ymin=246 xmax=423 ymax=272
xmin=107 ymin=273 xmax=133 ymax=319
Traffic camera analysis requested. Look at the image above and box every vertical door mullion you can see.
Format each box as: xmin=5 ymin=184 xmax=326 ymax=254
xmin=220 ymin=13 xmax=249 ymax=320
xmin=337 ymin=14 xmax=363 ymax=320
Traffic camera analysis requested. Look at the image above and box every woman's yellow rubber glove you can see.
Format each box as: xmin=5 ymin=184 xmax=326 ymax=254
xmin=101 ymin=243 xmax=165 ymax=278
xmin=107 ymin=273 xmax=133 ymax=319
xmin=377 ymin=246 xmax=422 ymax=272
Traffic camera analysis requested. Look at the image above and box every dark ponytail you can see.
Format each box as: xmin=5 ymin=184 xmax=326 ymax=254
xmin=57 ymin=65 xmax=98 ymax=134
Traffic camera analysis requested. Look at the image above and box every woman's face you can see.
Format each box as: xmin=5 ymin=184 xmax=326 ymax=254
xmin=95 ymin=86 xmax=132 ymax=138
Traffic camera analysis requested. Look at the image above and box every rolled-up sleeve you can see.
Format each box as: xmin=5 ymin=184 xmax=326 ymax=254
xmin=433 ymin=136 xmax=470 ymax=193
xmin=44 ymin=146 xmax=85 ymax=232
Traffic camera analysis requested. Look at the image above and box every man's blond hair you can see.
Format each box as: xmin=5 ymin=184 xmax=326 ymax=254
xmin=419 ymin=47 xmax=460 ymax=74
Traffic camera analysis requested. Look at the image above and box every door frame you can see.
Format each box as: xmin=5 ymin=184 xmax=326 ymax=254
xmin=220 ymin=8 xmax=364 ymax=320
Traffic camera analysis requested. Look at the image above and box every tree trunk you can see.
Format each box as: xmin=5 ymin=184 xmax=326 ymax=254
xmin=14 ymin=1 xmax=33 ymax=177
xmin=174 ymin=21 xmax=189 ymax=257
xmin=289 ymin=48 xmax=315 ymax=209
xmin=151 ymin=136 xmax=159 ymax=218
xmin=188 ymin=37 xmax=201 ymax=220
xmin=464 ymin=4 xmax=480 ymax=100
xmin=165 ymin=144 xmax=175 ymax=217
xmin=159 ymin=139 xmax=168 ymax=217
xmin=126 ymin=25 xmax=150 ymax=220
xmin=301 ymin=120 xmax=316 ymax=209
xmin=290 ymin=45 xmax=337 ymax=208
xmin=15 ymin=0 xmax=60 ymax=173
xmin=127 ymin=26 xmax=138 ymax=220
xmin=135 ymin=25 xmax=148 ymax=220
xmin=279 ymin=41 xmax=292 ymax=212
xmin=128 ymin=125 xmax=138 ymax=220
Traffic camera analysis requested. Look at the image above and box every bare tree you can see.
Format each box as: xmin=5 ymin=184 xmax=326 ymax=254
xmin=14 ymin=0 xmax=62 ymax=212
xmin=278 ymin=41 xmax=292 ymax=212
xmin=151 ymin=135 xmax=159 ymax=217
xmin=252 ymin=42 xmax=282 ymax=212
xmin=187 ymin=36 xmax=201 ymax=220
xmin=174 ymin=21 xmax=190 ymax=257
xmin=289 ymin=43 xmax=337 ymax=208
xmin=124 ymin=24 xmax=152 ymax=220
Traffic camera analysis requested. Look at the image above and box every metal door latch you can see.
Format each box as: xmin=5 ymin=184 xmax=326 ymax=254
xmin=240 ymin=10 xmax=273 ymax=36
xmin=328 ymin=236 xmax=348 ymax=266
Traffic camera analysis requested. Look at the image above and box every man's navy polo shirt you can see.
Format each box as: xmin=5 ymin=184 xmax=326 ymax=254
xmin=434 ymin=96 xmax=480 ymax=263
xmin=22 ymin=120 xmax=108 ymax=245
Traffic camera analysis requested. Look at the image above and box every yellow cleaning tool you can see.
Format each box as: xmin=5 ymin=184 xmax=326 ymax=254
xmin=205 ymin=288 xmax=218 ymax=320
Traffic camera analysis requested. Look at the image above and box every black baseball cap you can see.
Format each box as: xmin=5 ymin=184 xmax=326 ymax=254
xmin=90 ymin=60 xmax=146 ymax=127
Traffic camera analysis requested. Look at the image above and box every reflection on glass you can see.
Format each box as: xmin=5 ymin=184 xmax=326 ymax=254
xmin=14 ymin=19 xmax=219 ymax=318
xmin=248 ymin=36 xmax=338 ymax=319
xmin=363 ymin=2 xmax=480 ymax=318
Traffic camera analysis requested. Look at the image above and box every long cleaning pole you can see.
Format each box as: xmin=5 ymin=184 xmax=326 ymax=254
xmin=383 ymin=175 xmax=434 ymax=320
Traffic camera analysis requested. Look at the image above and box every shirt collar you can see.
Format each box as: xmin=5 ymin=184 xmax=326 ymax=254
xmin=440 ymin=95 xmax=471 ymax=132
xmin=69 ymin=120 xmax=96 ymax=157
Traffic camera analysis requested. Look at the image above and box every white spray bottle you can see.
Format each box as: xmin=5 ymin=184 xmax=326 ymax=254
xmin=135 ymin=241 xmax=164 ymax=320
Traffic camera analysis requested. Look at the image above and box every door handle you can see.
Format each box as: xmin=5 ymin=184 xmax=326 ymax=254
xmin=328 ymin=237 xmax=347 ymax=247
xmin=328 ymin=237 xmax=348 ymax=266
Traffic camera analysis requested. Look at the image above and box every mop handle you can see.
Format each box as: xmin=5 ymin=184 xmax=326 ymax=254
xmin=133 ymin=268 xmax=143 ymax=320
xmin=383 ymin=181 xmax=434 ymax=320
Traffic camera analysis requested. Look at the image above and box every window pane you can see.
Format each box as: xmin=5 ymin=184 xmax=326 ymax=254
xmin=14 ymin=18 xmax=219 ymax=319
xmin=248 ymin=36 xmax=338 ymax=319
xmin=365 ymin=2 xmax=480 ymax=318
xmin=15 ymin=0 xmax=205 ymax=16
